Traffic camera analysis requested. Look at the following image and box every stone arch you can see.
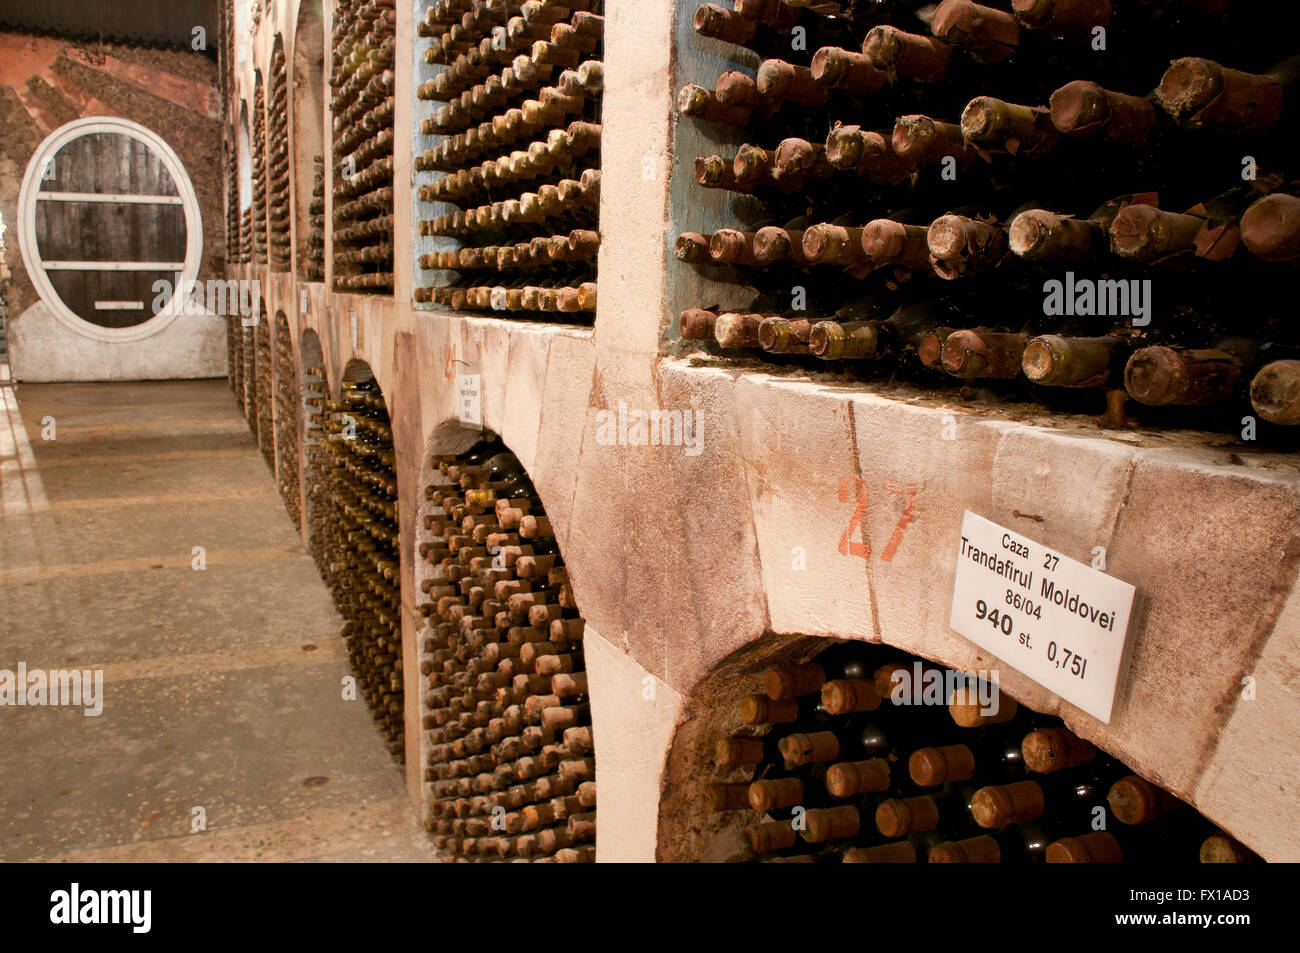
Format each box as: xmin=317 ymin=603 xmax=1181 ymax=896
xmin=254 ymin=301 xmax=272 ymax=464
xmin=292 ymin=0 xmax=326 ymax=280
xmin=317 ymin=358 xmax=404 ymax=760
xmin=413 ymin=422 xmax=597 ymax=861
xmin=299 ymin=326 xmax=329 ymax=568
xmin=657 ymin=636 xmax=1249 ymax=863
xmin=273 ymin=309 xmax=301 ymax=526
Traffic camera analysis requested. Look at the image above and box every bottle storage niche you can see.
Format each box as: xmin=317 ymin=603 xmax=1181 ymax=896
xmin=321 ymin=372 xmax=404 ymax=760
xmin=227 ymin=315 xmax=242 ymax=411
xmin=300 ymin=342 xmax=330 ymax=574
xmin=241 ymin=323 xmax=256 ymax=428
xmin=274 ymin=313 xmax=302 ymax=527
xmin=226 ymin=144 xmax=241 ymax=268
xmin=695 ymin=640 xmax=1259 ymax=863
xmin=418 ymin=437 xmax=596 ymax=862
xmin=331 ymin=0 xmax=397 ymax=293
xmin=306 ymin=156 xmax=327 ymax=281
xmin=253 ymin=75 xmax=268 ymax=266
xmin=413 ymin=0 xmax=604 ymax=322
xmin=269 ymin=39 xmax=292 ymax=271
xmin=239 ymin=207 xmax=253 ymax=264
xmin=673 ymin=0 xmax=1300 ymax=446
xmin=255 ymin=313 xmax=275 ymax=471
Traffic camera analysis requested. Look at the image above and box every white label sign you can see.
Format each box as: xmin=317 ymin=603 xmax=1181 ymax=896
xmin=949 ymin=511 xmax=1136 ymax=723
xmin=300 ymin=289 xmax=309 ymax=315
xmin=350 ymin=310 xmax=358 ymax=349
xmin=457 ymin=374 xmax=482 ymax=427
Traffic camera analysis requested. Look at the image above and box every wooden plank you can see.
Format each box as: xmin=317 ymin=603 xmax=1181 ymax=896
xmin=36 ymin=192 xmax=184 ymax=205
xmin=42 ymin=261 xmax=187 ymax=271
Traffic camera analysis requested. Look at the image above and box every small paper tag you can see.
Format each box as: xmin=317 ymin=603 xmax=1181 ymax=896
xmin=949 ymin=511 xmax=1137 ymax=723
xmin=300 ymin=289 xmax=309 ymax=315
xmin=350 ymin=310 xmax=359 ymax=349
xmin=457 ymin=374 xmax=482 ymax=427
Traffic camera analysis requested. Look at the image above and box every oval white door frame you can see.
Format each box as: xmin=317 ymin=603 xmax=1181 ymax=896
xmin=17 ymin=116 xmax=205 ymax=344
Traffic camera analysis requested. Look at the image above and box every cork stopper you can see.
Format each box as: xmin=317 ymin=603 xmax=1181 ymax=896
xmin=803 ymin=805 xmax=861 ymax=843
xmin=1107 ymin=774 xmax=1182 ymax=825
xmin=871 ymin=662 xmax=908 ymax=700
xmin=948 ymin=683 xmax=1017 ymax=727
xmin=747 ymin=820 xmax=797 ymax=854
xmin=739 ymin=693 xmax=800 ymax=725
xmin=1200 ymin=833 xmax=1254 ymax=864
xmin=825 ymin=758 xmax=891 ymax=798
xmin=749 ymin=777 xmax=804 ymax=813
xmin=971 ymin=781 xmax=1045 ymax=828
xmin=1250 ymin=361 xmax=1300 ymax=425
xmin=778 ymin=731 xmax=840 ymax=767
xmin=928 ymin=834 xmax=1002 ymax=863
xmin=821 ymin=679 xmax=883 ymax=715
xmin=716 ymin=736 xmax=765 ymax=768
xmin=707 ymin=783 xmax=751 ymax=812
xmin=764 ymin=663 xmax=826 ymax=701
xmin=843 ymin=841 xmax=917 ymax=863
xmin=908 ymin=744 xmax=976 ymax=786
xmin=1241 ymin=194 xmax=1300 ymax=263
xmin=1046 ymin=832 xmax=1123 ymax=863
xmin=1022 ymin=727 xmax=1098 ymax=774
xmin=876 ymin=796 xmax=941 ymax=837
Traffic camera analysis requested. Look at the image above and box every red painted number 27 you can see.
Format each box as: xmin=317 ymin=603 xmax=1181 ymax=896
xmin=837 ymin=477 xmax=918 ymax=563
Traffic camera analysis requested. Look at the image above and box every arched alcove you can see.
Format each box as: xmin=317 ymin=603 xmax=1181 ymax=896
xmin=255 ymin=308 xmax=273 ymax=469
xmin=240 ymin=321 xmax=255 ymax=424
xmin=252 ymin=72 xmax=267 ymax=265
xmin=292 ymin=0 xmax=326 ymax=280
xmin=237 ymin=103 xmax=252 ymax=264
xmin=273 ymin=310 xmax=300 ymax=525
xmin=317 ymin=360 xmax=403 ymax=761
xmin=228 ymin=315 xmax=245 ymax=414
xmin=300 ymin=327 xmax=328 ymax=568
xmin=268 ymin=38 xmax=291 ymax=270
xmin=658 ymin=637 xmax=1257 ymax=864
xmin=414 ymin=427 xmax=597 ymax=862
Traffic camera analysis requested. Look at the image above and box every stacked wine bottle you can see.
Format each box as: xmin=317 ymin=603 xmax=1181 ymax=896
xmin=241 ymin=323 xmax=256 ymax=431
xmin=331 ymin=0 xmax=396 ymax=292
xmin=413 ymin=0 xmax=604 ymax=320
xmin=226 ymin=316 xmax=242 ymax=411
xmin=301 ymin=356 xmax=330 ymax=576
xmin=253 ymin=77 xmax=268 ymax=266
xmin=269 ymin=40 xmax=293 ymax=271
xmin=676 ymin=0 xmax=1300 ymax=442
xmin=321 ymin=378 xmax=405 ymax=760
xmin=306 ymin=156 xmax=327 ymax=281
xmin=239 ymin=207 xmax=253 ymax=264
xmin=226 ymin=144 xmax=241 ymax=269
xmin=418 ymin=436 xmax=597 ymax=862
xmin=274 ymin=315 xmax=302 ymax=527
xmin=711 ymin=642 xmax=1258 ymax=862
xmin=255 ymin=315 xmax=275 ymax=471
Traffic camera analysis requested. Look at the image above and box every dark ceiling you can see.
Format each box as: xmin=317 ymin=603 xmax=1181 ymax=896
xmin=0 ymin=0 xmax=221 ymax=57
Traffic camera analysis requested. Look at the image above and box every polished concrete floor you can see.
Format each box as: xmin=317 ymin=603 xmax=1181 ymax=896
xmin=0 ymin=379 xmax=434 ymax=862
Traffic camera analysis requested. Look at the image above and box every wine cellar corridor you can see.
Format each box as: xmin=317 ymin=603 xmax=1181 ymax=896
xmin=1 ymin=0 xmax=1299 ymax=873
xmin=0 ymin=380 xmax=434 ymax=862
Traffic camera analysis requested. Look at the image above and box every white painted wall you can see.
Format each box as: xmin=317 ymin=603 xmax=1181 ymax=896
xmin=10 ymin=300 xmax=226 ymax=382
